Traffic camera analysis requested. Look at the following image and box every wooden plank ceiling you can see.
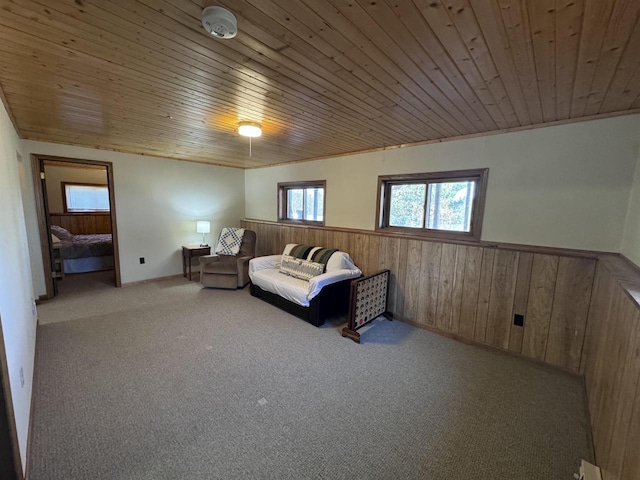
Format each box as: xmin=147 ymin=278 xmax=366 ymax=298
xmin=1 ymin=0 xmax=640 ymax=168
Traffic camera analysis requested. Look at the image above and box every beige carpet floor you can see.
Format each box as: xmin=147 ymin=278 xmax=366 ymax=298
xmin=30 ymin=273 xmax=591 ymax=479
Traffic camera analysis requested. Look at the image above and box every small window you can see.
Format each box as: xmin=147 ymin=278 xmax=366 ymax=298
xmin=63 ymin=183 xmax=110 ymax=213
xmin=278 ymin=181 xmax=325 ymax=225
xmin=376 ymin=169 xmax=488 ymax=241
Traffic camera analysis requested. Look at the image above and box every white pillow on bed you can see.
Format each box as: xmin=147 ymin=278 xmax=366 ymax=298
xmin=50 ymin=225 xmax=73 ymax=240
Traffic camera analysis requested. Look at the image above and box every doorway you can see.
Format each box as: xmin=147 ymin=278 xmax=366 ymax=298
xmin=31 ymin=155 xmax=121 ymax=299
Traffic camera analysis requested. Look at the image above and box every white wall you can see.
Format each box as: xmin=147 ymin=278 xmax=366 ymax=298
xmin=22 ymin=141 xmax=246 ymax=292
xmin=0 ymin=102 xmax=37 ymax=472
xmin=44 ymin=164 xmax=108 ymax=213
xmin=622 ymin=125 xmax=640 ymax=266
xmin=246 ymin=115 xmax=640 ymax=253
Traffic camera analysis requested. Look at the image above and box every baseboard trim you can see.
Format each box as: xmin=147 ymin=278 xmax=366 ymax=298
xmin=34 ymin=295 xmax=48 ymax=305
xmin=23 ymin=329 xmax=39 ymax=480
xmin=399 ymin=317 xmax=581 ymax=377
xmin=121 ymin=273 xmax=188 ymax=287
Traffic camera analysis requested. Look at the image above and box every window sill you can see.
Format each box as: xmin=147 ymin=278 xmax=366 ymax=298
xmin=278 ymin=219 xmax=326 ymax=227
xmin=375 ymin=225 xmax=481 ymax=242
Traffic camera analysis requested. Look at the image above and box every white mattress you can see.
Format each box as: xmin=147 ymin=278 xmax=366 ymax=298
xmin=251 ymin=268 xmax=312 ymax=307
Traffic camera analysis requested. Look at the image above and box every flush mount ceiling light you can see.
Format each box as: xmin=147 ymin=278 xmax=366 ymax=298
xmin=201 ymin=6 xmax=237 ymax=39
xmin=238 ymin=121 xmax=261 ymax=157
xmin=238 ymin=121 xmax=262 ymax=137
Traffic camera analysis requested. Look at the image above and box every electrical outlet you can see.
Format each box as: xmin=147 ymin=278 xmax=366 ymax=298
xmin=19 ymin=366 xmax=24 ymax=388
xmin=514 ymin=314 xmax=524 ymax=327
xmin=139 ymin=257 xmax=145 ymax=264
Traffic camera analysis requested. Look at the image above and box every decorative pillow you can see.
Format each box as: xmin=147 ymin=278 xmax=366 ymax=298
xmin=215 ymin=227 xmax=245 ymax=256
xmin=279 ymin=254 xmax=324 ymax=281
xmin=50 ymin=225 xmax=72 ymax=240
xmin=286 ymin=244 xmax=338 ymax=271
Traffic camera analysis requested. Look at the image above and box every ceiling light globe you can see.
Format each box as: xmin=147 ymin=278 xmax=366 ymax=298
xmin=238 ymin=122 xmax=262 ymax=137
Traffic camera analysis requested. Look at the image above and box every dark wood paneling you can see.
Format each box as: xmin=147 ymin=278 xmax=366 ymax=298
xmin=242 ymin=219 xmax=597 ymax=373
xmin=49 ymin=213 xmax=112 ymax=235
xmin=583 ymin=260 xmax=640 ymax=480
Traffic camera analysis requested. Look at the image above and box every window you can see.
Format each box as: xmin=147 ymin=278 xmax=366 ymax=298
xmin=63 ymin=182 xmax=110 ymax=213
xmin=376 ymin=169 xmax=488 ymax=241
xmin=278 ymin=181 xmax=325 ymax=225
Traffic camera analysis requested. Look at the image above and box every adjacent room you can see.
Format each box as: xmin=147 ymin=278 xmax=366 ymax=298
xmin=1 ymin=1 xmax=639 ymax=479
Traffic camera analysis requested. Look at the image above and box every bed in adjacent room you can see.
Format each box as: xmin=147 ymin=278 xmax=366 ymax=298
xmin=51 ymin=225 xmax=114 ymax=273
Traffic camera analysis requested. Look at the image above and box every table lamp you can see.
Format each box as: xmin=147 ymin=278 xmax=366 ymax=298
xmin=196 ymin=221 xmax=210 ymax=246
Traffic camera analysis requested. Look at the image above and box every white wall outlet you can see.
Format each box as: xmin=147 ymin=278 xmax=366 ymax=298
xmin=19 ymin=366 xmax=24 ymax=388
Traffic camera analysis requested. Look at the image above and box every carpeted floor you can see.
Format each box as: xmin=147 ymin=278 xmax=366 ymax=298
xmin=30 ymin=273 xmax=592 ymax=479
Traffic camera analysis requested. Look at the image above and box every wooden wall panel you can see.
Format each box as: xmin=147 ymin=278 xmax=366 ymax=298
xmin=485 ymin=250 xmax=519 ymax=349
xmin=474 ymin=249 xmax=495 ymax=343
xmin=545 ymin=257 xmax=596 ymax=370
xmin=242 ymin=219 xmax=597 ymax=373
xmin=521 ymin=254 xmax=559 ymax=361
xmin=458 ymin=246 xmax=482 ymax=339
xmin=435 ymin=243 xmax=458 ymax=332
xmin=582 ymin=260 xmax=640 ymax=480
xmin=403 ymin=240 xmax=423 ymax=323
xmin=49 ymin=213 xmax=111 ymax=235
xmin=509 ymin=252 xmax=533 ymax=352
xmin=417 ymin=241 xmax=442 ymax=328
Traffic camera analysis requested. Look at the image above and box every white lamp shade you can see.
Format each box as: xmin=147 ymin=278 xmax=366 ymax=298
xmin=196 ymin=221 xmax=211 ymax=234
xmin=238 ymin=122 xmax=262 ymax=137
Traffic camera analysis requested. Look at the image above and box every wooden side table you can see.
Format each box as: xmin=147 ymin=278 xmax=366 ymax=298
xmin=182 ymin=245 xmax=211 ymax=281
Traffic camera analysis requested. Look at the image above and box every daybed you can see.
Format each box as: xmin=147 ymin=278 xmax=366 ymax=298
xmin=50 ymin=225 xmax=114 ymax=273
xmin=249 ymin=244 xmax=362 ymax=327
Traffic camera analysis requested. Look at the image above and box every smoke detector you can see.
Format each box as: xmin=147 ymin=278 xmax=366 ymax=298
xmin=201 ymin=6 xmax=237 ymax=39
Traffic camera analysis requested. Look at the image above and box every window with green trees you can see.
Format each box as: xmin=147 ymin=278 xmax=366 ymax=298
xmin=278 ymin=180 xmax=326 ymax=225
xmin=376 ymin=169 xmax=488 ymax=241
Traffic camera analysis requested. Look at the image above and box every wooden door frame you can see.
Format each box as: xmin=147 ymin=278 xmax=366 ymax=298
xmin=0 ymin=314 xmax=23 ymax=479
xmin=31 ymin=155 xmax=122 ymax=299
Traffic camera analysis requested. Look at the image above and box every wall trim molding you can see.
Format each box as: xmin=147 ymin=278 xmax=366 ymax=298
xmin=401 ymin=317 xmax=581 ymax=377
xmin=243 ymin=218 xmax=614 ymax=260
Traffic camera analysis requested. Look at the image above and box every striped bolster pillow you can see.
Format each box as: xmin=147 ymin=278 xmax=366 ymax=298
xmin=288 ymin=245 xmax=339 ymax=270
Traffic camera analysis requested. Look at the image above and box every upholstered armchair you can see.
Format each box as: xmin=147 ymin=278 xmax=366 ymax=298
xmin=199 ymin=230 xmax=257 ymax=289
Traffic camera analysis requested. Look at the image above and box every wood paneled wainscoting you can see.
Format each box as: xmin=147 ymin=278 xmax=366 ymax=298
xmin=242 ymin=219 xmax=598 ymax=373
xmin=581 ymin=257 xmax=640 ymax=480
xmin=49 ymin=213 xmax=112 ymax=235
xmin=243 ymin=219 xmax=640 ymax=479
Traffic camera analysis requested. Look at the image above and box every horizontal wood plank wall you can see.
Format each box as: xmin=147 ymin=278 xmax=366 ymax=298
xmin=49 ymin=213 xmax=112 ymax=235
xmin=581 ymin=258 xmax=640 ymax=480
xmin=242 ymin=219 xmax=596 ymax=372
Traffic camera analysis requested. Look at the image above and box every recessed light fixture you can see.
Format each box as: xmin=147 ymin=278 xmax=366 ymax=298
xmin=238 ymin=121 xmax=262 ymax=137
